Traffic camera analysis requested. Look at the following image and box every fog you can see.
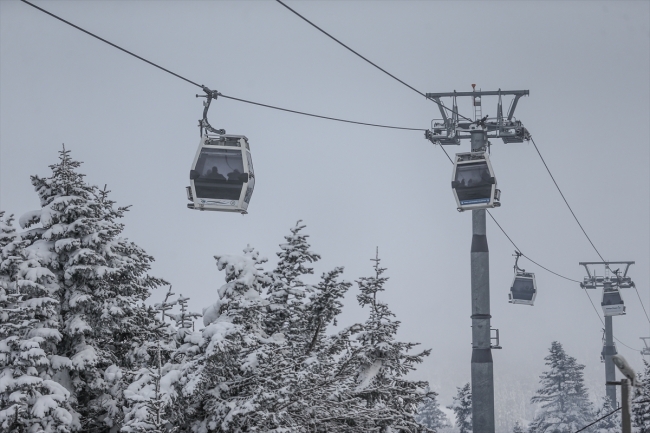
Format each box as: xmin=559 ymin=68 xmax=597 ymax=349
xmin=1 ymin=1 xmax=648 ymax=430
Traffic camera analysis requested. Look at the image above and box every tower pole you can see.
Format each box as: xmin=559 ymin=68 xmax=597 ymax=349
xmin=580 ymin=261 xmax=635 ymax=409
xmin=604 ymin=315 xmax=617 ymax=406
xmin=470 ymin=128 xmax=495 ymax=433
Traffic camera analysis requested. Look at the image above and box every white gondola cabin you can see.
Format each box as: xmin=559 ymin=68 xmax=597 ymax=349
xmin=601 ymin=289 xmax=625 ymax=316
xmin=508 ymin=272 xmax=537 ymax=306
xmin=186 ymin=135 xmax=255 ymax=213
xmin=451 ymin=152 xmax=500 ymax=211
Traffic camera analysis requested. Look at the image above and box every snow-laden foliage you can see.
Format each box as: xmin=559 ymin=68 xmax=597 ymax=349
xmin=592 ymin=397 xmax=619 ymax=433
xmin=512 ymin=420 xmax=525 ymax=433
xmin=142 ymin=225 xmax=434 ymax=432
xmin=632 ymin=360 xmax=650 ymax=432
xmin=265 ymin=220 xmax=320 ymax=342
xmin=448 ymin=382 xmax=472 ymax=433
xmin=6 ymin=147 xmax=167 ymax=431
xmin=3 ymin=149 xmax=437 ymax=431
xmin=0 ymin=211 xmax=79 ymax=432
xmin=529 ymin=341 xmax=594 ymax=433
xmin=415 ymin=387 xmax=450 ymax=431
xmin=350 ymin=250 xmax=432 ymax=431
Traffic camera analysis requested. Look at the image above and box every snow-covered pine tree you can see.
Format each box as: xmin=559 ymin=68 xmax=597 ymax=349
xmin=528 ymin=341 xmax=594 ymax=433
xmin=512 ymin=420 xmax=525 ymax=433
xmin=416 ymin=387 xmax=450 ymax=431
xmin=169 ymin=294 xmax=201 ymax=337
xmin=632 ymin=360 xmax=650 ymax=433
xmin=448 ymin=382 xmax=472 ymax=433
xmin=593 ymin=397 xmax=619 ymax=433
xmin=265 ymin=265 xmax=355 ymax=431
xmin=0 ymin=211 xmax=79 ymax=431
xmin=265 ymin=220 xmax=320 ymax=342
xmin=303 ymin=266 xmax=350 ymax=355
xmin=349 ymin=249 xmax=432 ymax=431
xmin=20 ymin=147 xmax=166 ymax=431
xmin=122 ymin=288 xmax=184 ymax=433
xmin=170 ymin=245 xmax=298 ymax=431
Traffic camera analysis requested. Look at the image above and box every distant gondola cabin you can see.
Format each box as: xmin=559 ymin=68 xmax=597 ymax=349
xmin=601 ymin=289 xmax=625 ymax=316
xmin=508 ymin=273 xmax=537 ymax=306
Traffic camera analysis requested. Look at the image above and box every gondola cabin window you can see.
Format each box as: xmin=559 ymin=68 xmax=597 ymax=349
xmin=454 ymin=163 xmax=494 ymax=205
xmin=195 ymin=148 xmax=245 ymax=200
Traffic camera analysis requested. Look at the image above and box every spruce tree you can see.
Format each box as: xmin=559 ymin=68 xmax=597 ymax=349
xmin=0 ymin=211 xmax=79 ymax=431
xmin=448 ymin=382 xmax=472 ymax=433
xmin=265 ymin=220 xmax=320 ymax=340
xmin=416 ymin=387 xmax=450 ymax=431
xmin=173 ymin=245 xmax=294 ymax=431
xmin=350 ymin=249 xmax=432 ymax=432
xmin=632 ymin=360 xmax=650 ymax=433
xmin=593 ymin=397 xmax=619 ymax=433
xmin=512 ymin=420 xmax=525 ymax=433
xmin=303 ymin=266 xmax=350 ymax=355
xmin=19 ymin=147 xmax=166 ymax=431
xmin=529 ymin=341 xmax=594 ymax=433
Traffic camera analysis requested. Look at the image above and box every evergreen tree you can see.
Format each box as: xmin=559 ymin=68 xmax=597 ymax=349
xmin=448 ymin=382 xmax=472 ymax=433
xmin=122 ymin=288 xmax=182 ymax=433
xmin=303 ymin=266 xmax=350 ymax=355
xmin=19 ymin=147 xmax=166 ymax=431
xmin=173 ymin=245 xmax=293 ymax=431
xmin=593 ymin=397 xmax=619 ymax=433
xmin=0 ymin=211 xmax=79 ymax=431
xmin=512 ymin=420 xmax=525 ymax=433
xmin=529 ymin=341 xmax=594 ymax=433
xmin=350 ymin=249 xmax=432 ymax=432
xmin=416 ymin=388 xmax=450 ymax=431
xmin=265 ymin=220 xmax=320 ymax=340
xmin=632 ymin=360 xmax=650 ymax=432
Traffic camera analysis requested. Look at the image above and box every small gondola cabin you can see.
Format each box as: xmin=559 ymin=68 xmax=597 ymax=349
xmin=451 ymin=152 xmax=500 ymax=212
xmin=601 ymin=289 xmax=625 ymax=316
xmin=508 ymin=273 xmax=537 ymax=306
xmin=187 ymin=135 xmax=254 ymax=213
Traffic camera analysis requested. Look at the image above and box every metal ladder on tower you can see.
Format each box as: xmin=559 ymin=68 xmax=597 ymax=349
xmin=474 ymin=94 xmax=482 ymax=121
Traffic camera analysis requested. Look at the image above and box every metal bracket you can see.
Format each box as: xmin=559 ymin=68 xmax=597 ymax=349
xmin=641 ymin=337 xmax=650 ymax=356
xmin=424 ymin=88 xmax=529 ymax=145
xmin=197 ymin=86 xmax=226 ymax=136
xmin=579 ymin=262 xmax=635 ymax=290
xmin=491 ymin=328 xmax=502 ymax=349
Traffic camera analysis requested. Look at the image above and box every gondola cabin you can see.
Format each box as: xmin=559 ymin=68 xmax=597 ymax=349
xmin=601 ymin=289 xmax=625 ymax=316
xmin=451 ymin=152 xmax=500 ymax=211
xmin=508 ymin=272 xmax=537 ymax=306
xmin=187 ymin=135 xmax=255 ymax=213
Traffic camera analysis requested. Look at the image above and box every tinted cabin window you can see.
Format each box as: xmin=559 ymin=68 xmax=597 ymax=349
xmin=455 ymin=162 xmax=493 ymax=204
xmin=511 ymin=277 xmax=535 ymax=301
xmin=602 ymin=291 xmax=623 ymax=305
xmin=194 ymin=148 xmax=246 ymax=200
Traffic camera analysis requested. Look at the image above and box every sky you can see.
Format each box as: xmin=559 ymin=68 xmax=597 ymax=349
xmin=1 ymin=1 xmax=649 ymax=429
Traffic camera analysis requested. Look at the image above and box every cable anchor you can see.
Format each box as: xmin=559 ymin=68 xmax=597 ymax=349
xmin=197 ymin=85 xmax=225 ymax=136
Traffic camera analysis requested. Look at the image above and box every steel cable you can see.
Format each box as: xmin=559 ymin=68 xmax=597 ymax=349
xmin=19 ymin=0 xmax=424 ymax=132
xmin=275 ymin=0 xmax=474 ymax=123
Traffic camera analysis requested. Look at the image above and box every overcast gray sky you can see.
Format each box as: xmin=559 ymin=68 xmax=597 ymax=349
xmin=1 ymin=1 xmax=649 ymax=429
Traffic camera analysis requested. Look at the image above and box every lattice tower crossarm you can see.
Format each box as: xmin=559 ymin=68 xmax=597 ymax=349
xmin=425 ymin=89 xmax=530 ymax=146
